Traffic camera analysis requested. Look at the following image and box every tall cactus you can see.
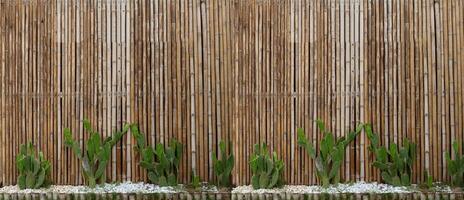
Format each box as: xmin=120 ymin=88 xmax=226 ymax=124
xmin=131 ymin=125 xmax=183 ymax=186
xmin=212 ymin=140 xmax=235 ymax=188
xmin=297 ymin=119 xmax=363 ymax=188
xmin=365 ymin=124 xmax=416 ymax=186
xmin=446 ymin=140 xmax=464 ymax=187
xmin=16 ymin=142 xmax=52 ymax=189
xmin=64 ymin=119 xmax=130 ymax=188
xmin=249 ymin=143 xmax=285 ymax=189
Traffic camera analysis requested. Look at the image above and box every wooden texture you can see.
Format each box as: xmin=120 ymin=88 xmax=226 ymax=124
xmin=0 ymin=0 xmax=463 ymax=185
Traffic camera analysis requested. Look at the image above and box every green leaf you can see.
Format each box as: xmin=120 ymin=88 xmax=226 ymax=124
xmin=18 ymin=175 xmax=26 ymax=190
xmin=158 ymin=176 xmax=168 ymax=186
xmin=251 ymin=175 xmax=260 ymax=189
xmin=321 ymin=133 xmax=334 ymax=159
xmin=26 ymin=172 xmax=36 ymax=188
xmin=226 ymin=155 xmax=235 ymax=173
xmin=148 ymin=172 xmax=158 ymax=184
xmin=381 ymin=172 xmax=392 ymax=185
xmin=83 ymin=118 xmax=93 ymax=134
xmin=167 ymin=173 xmax=177 ymax=186
xmin=328 ymin=161 xmax=341 ymax=179
xmin=401 ymin=173 xmax=410 ymax=186
xmin=372 ymin=161 xmax=390 ymax=171
xmin=259 ymin=172 xmax=269 ymax=188
xmin=95 ymin=160 xmax=108 ymax=180
xmin=391 ymin=176 xmax=402 ymax=186
xmin=64 ymin=128 xmax=82 ymax=159
xmin=297 ymin=129 xmax=316 ymax=158
xmin=35 ymin=170 xmax=46 ymax=189
xmin=269 ymin=170 xmax=280 ymax=188
xmin=316 ymin=119 xmax=326 ymax=133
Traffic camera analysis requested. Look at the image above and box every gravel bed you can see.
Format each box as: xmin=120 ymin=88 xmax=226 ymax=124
xmin=232 ymin=182 xmax=452 ymax=194
xmin=0 ymin=182 xmax=200 ymax=194
xmin=0 ymin=182 xmax=452 ymax=194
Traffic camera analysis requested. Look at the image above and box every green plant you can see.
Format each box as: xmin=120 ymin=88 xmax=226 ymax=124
xmin=446 ymin=140 xmax=464 ymax=187
xmin=249 ymin=143 xmax=285 ymax=189
xmin=365 ymin=124 xmax=416 ymax=186
xmin=297 ymin=119 xmax=363 ymax=188
xmin=212 ymin=141 xmax=234 ymax=188
xmin=190 ymin=171 xmax=201 ymax=189
xmin=131 ymin=125 xmax=183 ymax=186
xmin=420 ymin=171 xmax=433 ymax=189
xmin=64 ymin=119 xmax=130 ymax=188
xmin=16 ymin=142 xmax=52 ymax=189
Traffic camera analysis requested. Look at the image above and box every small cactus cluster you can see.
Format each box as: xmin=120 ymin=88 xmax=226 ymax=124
xmin=446 ymin=141 xmax=464 ymax=187
xmin=212 ymin=141 xmax=235 ymax=188
xmin=297 ymin=119 xmax=363 ymax=188
xmin=249 ymin=143 xmax=285 ymax=189
xmin=131 ymin=125 xmax=183 ymax=186
xmin=64 ymin=119 xmax=130 ymax=188
xmin=365 ymin=124 xmax=416 ymax=186
xmin=16 ymin=142 xmax=52 ymax=189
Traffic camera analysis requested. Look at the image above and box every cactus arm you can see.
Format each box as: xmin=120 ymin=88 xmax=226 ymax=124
xmin=251 ymin=175 xmax=260 ymax=189
xmin=316 ymin=119 xmax=326 ymax=133
xmin=81 ymin=157 xmax=94 ymax=180
xmin=328 ymin=160 xmax=341 ymax=180
xmin=18 ymin=175 xmax=27 ymax=189
xmin=297 ymin=128 xmax=316 ymax=159
xmin=34 ymin=170 xmax=46 ymax=189
xmin=226 ymin=154 xmax=235 ymax=174
xmin=95 ymin=160 xmax=108 ymax=182
xmin=341 ymin=124 xmax=363 ymax=147
xmin=269 ymin=170 xmax=279 ymax=188
xmin=64 ymin=128 xmax=83 ymax=159
xmin=106 ymin=123 xmax=130 ymax=147
xmin=212 ymin=152 xmax=221 ymax=173
xmin=130 ymin=124 xmax=146 ymax=152
xmin=321 ymin=133 xmax=334 ymax=160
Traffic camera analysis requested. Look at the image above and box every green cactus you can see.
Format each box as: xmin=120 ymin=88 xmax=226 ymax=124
xmin=131 ymin=125 xmax=183 ymax=186
xmin=63 ymin=119 xmax=130 ymax=188
xmin=297 ymin=119 xmax=363 ymax=188
xmin=249 ymin=143 xmax=285 ymax=189
xmin=365 ymin=124 xmax=416 ymax=186
xmin=212 ymin=140 xmax=235 ymax=188
xmin=446 ymin=140 xmax=464 ymax=187
xmin=16 ymin=142 xmax=52 ymax=189
xmin=190 ymin=170 xmax=201 ymax=189
xmin=420 ymin=171 xmax=434 ymax=189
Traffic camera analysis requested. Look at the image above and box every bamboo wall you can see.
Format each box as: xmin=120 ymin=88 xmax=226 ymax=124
xmin=0 ymin=0 xmax=463 ymax=186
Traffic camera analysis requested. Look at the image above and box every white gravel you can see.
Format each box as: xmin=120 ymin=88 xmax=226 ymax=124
xmin=0 ymin=182 xmax=180 ymax=194
xmin=231 ymin=182 xmax=445 ymax=194
xmin=0 ymin=182 xmax=452 ymax=194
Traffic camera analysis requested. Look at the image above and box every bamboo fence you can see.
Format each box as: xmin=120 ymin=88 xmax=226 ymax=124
xmin=0 ymin=0 xmax=463 ymax=186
